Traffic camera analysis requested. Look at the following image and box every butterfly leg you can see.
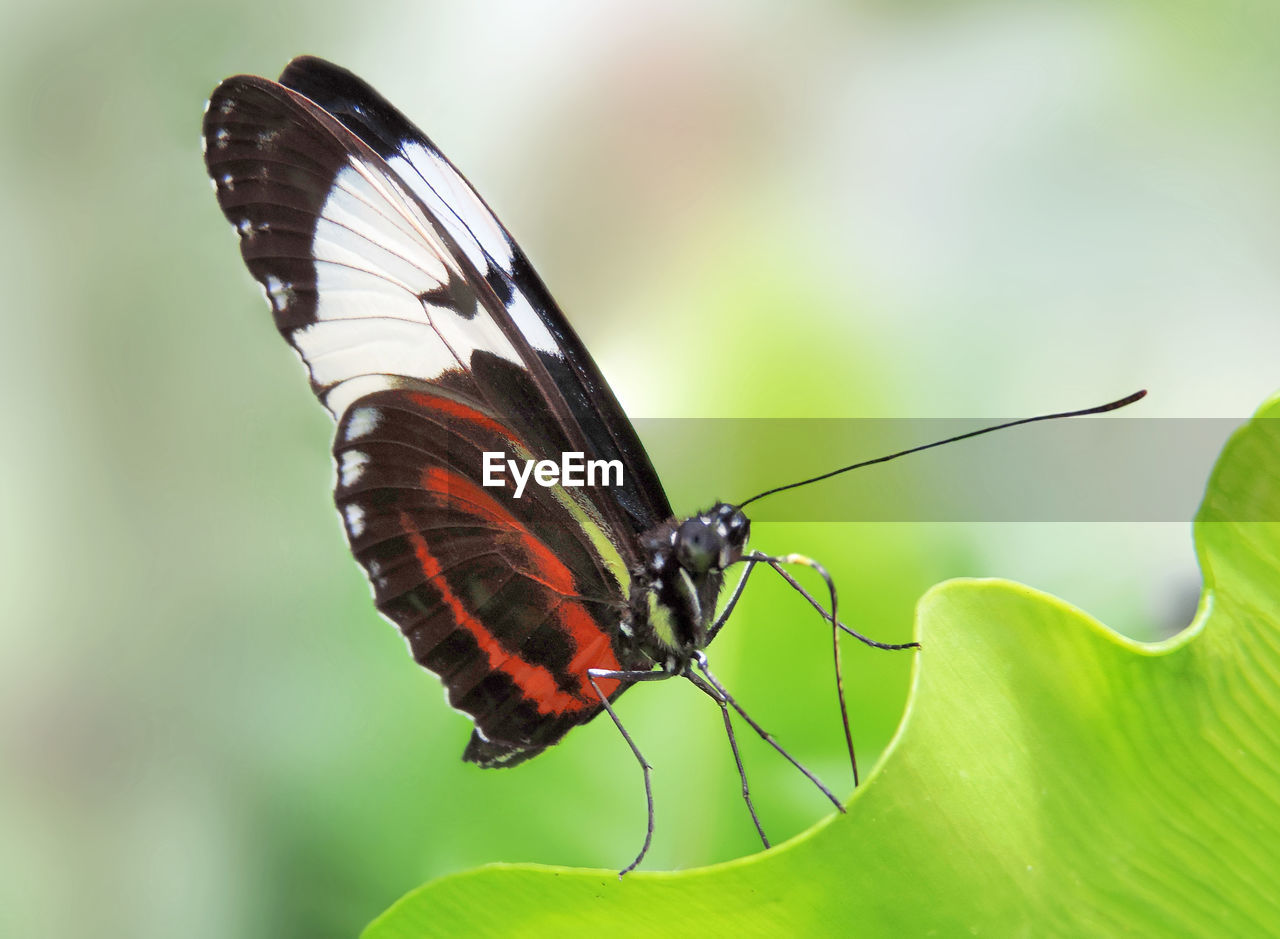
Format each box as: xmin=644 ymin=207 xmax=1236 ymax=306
xmin=684 ymin=670 xmax=770 ymax=849
xmin=707 ymin=555 xmax=762 ymax=643
xmin=750 ymin=550 xmax=920 ymax=651
xmin=587 ymin=666 xmax=676 ymax=877
xmin=691 ymin=651 xmax=845 ymax=813
xmin=758 ymin=551 xmax=925 ymax=786
xmin=749 ymin=552 xmax=859 ymax=786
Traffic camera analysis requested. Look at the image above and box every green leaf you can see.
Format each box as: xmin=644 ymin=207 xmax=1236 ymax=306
xmin=365 ymin=399 xmax=1280 ymax=938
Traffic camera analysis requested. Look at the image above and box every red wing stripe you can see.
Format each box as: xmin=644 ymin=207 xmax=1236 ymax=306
xmin=373 ymin=537 xmax=614 ymax=607
xmin=407 ymin=391 xmax=516 ymax=443
xmin=398 ymin=506 xmax=621 ymax=714
xmin=421 ymin=467 xmax=580 ymax=598
xmin=419 ymin=468 xmax=515 ymax=528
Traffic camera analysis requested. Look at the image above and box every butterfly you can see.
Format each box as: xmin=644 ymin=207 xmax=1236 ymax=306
xmin=203 ymin=56 xmax=1143 ymax=875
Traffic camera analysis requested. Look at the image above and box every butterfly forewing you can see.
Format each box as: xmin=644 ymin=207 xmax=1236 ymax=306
xmin=203 ymin=59 xmax=670 ymax=765
xmin=204 ymin=77 xmax=514 ymax=419
xmin=273 ymin=56 xmax=673 ymax=537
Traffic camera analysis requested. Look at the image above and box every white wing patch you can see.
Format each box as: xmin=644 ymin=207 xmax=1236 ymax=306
xmin=388 ymin=144 xmax=558 ymax=355
xmin=504 ymin=290 xmax=558 ymax=355
xmin=316 ymin=160 xmax=450 ymax=288
xmin=292 ymin=156 xmax=522 ymax=417
xmin=390 ymin=143 xmax=515 ymax=274
xmin=293 ymin=318 xmax=460 ymax=395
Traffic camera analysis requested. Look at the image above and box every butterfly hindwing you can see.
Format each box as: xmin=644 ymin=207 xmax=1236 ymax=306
xmin=335 ymin=385 xmax=643 ymax=763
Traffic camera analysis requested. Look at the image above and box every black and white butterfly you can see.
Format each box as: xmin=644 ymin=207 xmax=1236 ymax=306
xmin=203 ymin=56 xmax=1142 ymax=874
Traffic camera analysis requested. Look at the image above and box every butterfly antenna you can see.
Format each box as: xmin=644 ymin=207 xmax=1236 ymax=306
xmin=738 ymin=389 xmax=1146 ymax=508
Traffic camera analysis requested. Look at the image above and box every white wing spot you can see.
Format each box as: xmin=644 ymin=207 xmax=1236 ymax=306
xmin=263 ymin=275 xmax=294 ymax=312
xmin=344 ymin=407 xmax=381 ymax=441
xmin=339 ymin=449 xmax=370 ymax=487
xmin=213 ymin=127 xmax=231 ymax=150
xmin=344 ymin=503 xmax=367 ymax=538
xmin=219 ymin=172 xmax=235 ymax=192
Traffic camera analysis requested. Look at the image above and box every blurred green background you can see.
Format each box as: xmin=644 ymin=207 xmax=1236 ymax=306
xmin=3 ymin=1 xmax=1278 ymax=936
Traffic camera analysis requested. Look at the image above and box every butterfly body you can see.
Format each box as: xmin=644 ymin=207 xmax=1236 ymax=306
xmin=629 ymin=504 xmax=750 ymax=665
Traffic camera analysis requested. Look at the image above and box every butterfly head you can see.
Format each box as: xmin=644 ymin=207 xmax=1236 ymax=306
xmin=674 ymin=503 xmax=750 ymax=575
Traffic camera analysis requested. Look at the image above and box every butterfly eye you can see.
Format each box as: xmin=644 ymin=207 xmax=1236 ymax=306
xmin=708 ymin=503 xmax=750 ymax=557
xmin=722 ymin=507 xmax=749 ymax=543
xmin=675 ymin=518 xmax=722 ymax=574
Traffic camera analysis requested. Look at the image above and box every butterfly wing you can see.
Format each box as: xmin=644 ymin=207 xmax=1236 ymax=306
xmin=203 ymin=60 xmax=669 ymax=765
xmin=275 ymin=56 xmax=672 ymax=536
xmin=334 ymin=384 xmax=637 ymax=767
